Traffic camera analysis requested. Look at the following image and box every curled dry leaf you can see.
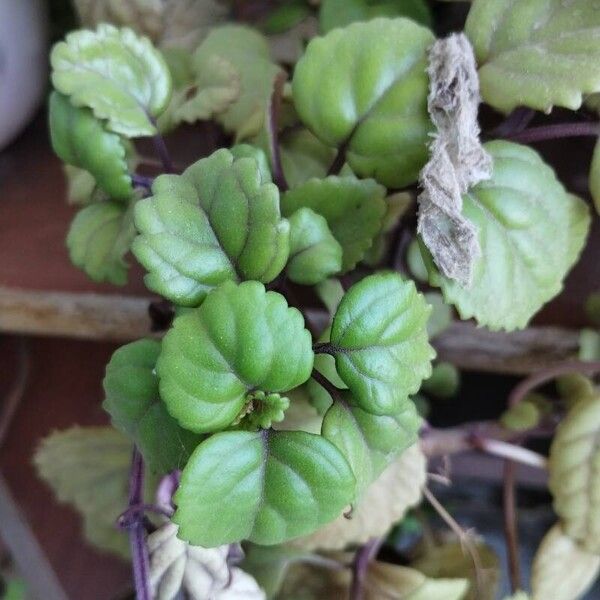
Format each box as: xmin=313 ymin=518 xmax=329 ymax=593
xmin=417 ymin=33 xmax=492 ymax=287
xmin=291 ymin=443 xmax=426 ymax=551
xmin=531 ymin=523 xmax=600 ymax=600
xmin=148 ymin=522 xmax=265 ymax=600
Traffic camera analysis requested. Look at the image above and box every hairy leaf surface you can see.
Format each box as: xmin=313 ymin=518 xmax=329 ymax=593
xmin=51 ymin=24 xmax=172 ymax=137
xmin=49 ymin=92 xmax=132 ymax=199
xmin=173 ymin=430 xmax=355 ymax=546
xmin=287 ymin=208 xmax=343 ymax=285
xmin=67 ymin=201 xmax=136 ymax=285
xmin=281 ymin=176 xmax=386 ymax=271
xmin=157 ymin=281 xmax=314 ymax=433
xmin=531 ymin=523 xmax=600 ymax=600
xmin=133 ymin=149 xmax=289 ymax=306
xmin=329 ymin=273 xmax=434 ymax=415
xmin=292 ymin=18 xmax=434 ymax=187
xmin=548 ymin=393 xmax=600 ymax=553
xmin=103 ymin=339 xmax=202 ymax=473
xmin=466 ymin=0 xmax=600 ymax=113
xmin=427 ymin=141 xmax=590 ymax=331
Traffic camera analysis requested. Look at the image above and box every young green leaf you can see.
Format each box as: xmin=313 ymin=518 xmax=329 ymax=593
xmin=132 ymin=149 xmax=289 ymax=306
xmin=51 ymin=24 xmax=172 ymax=137
xmin=286 ymin=208 xmax=343 ymax=285
xmin=427 ymin=141 xmax=590 ymax=331
xmin=173 ymin=429 xmax=355 ymax=546
xmin=63 ymin=165 xmax=100 ymax=206
xmin=500 ymin=401 xmax=541 ymax=432
xmin=292 ymin=443 xmax=426 ymax=552
xmin=465 ymin=0 xmax=600 ymax=113
xmin=193 ymin=26 xmax=284 ymax=140
xmin=319 ymin=0 xmax=431 ymax=33
xmin=34 ymin=426 xmax=156 ymax=558
xmin=67 ymin=201 xmax=136 ymax=285
xmin=103 ymin=339 xmax=202 ymax=473
xmin=292 ymin=18 xmax=434 ymax=187
xmin=49 ymin=92 xmax=133 ymax=200
xmin=421 ymin=362 xmax=460 ymax=399
xmin=328 ymin=273 xmax=434 ymax=415
xmin=548 ymin=393 xmax=600 ymax=553
xmin=280 ymin=129 xmax=335 ymax=189
xmin=281 ymin=176 xmax=386 ymax=272
xmin=321 ymin=391 xmax=420 ymax=497
xmin=424 ymin=292 xmax=452 ymax=339
xmin=531 ymin=524 xmax=600 ymax=600
xmin=316 ymin=279 xmax=345 ymax=316
xmin=157 ymin=281 xmax=314 ymax=433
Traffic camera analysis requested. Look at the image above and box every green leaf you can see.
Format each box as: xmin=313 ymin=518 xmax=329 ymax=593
xmin=63 ymin=165 xmax=100 ymax=206
xmin=34 ymin=426 xmax=156 ymax=559
xmin=230 ymin=144 xmax=273 ymax=183
xmin=465 ymin=0 xmax=600 ymax=114
xmin=287 ymin=208 xmax=343 ymax=285
xmin=103 ymin=339 xmax=202 ymax=473
xmin=280 ymin=129 xmax=335 ymax=189
xmin=51 ymin=24 xmax=172 ymax=137
xmin=49 ymin=92 xmax=133 ymax=200
xmin=549 ymin=393 xmax=600 ymax=553
xmin=194 ymin=26 xmax=284 ymax=140
xmin=67 ymin=201 xmax=136 ymax=285
xmin=132 ymin=149 xmax=290 ymax=306
xmin=319 ymin=0 xmax=431 ymax=33
xmin=157 ymin=281 xmax=314 ymax=433
xmin=321 ymin=391 xmax=420 ymax=497
xmin=263 ymin=1 xmax=312 ymax=34
xmin=531 ymin=523 xmax=600 ymax=600
xmin=427 ymin=141 xmax=590 ymax=331
xmin=316 ymin=278 xmax=345 ymax=315
xmin=281 ymin=176 xmax=386 ymax=272
xmin=329 ymin=273 xmax=434 ymax=415
xmin=424 ymin=292 xmax=452 ymax=339
xmin=292 ymin=443 xmax=426 ymax=552
xmin=500 ymin=401 xmax=541 ymax=432
xmin=173 ymin=429 xmax=355 ymax=546
xmin=292 ymin=18 xmax=434 ymax=188
xmin=407 ymin=238 xmax=429 ymax=283
xmin=421 ymin=362 xmax=460 ymax=399
xmin=589 ymin=140 xmax=600 ymax=215
xmin=580 ymin=328 xmax=600 ymax=362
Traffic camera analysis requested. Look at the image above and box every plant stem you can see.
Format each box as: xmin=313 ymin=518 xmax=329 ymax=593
xmin=126 ymin=448 xmax=151 ymax=600
xmin=130 ymin=173 xmax=154 ymax=190
xmin=471 ymin=436 xmax=548 ymax=469
xmin=0 ymin=337 xmax=29 ymax=448
xmin=311 ymin=369 xmax=343 ymax=401
xmin=118 ymin=502 xmax=174 ymax=528
xmin=490 ymin=107 xmax=536 ymax=138
xmin=327 ymin=141 xmax=349 ymax=176
xmin=350 ymin=537 xmax=382 ymax=600
xmin=505 ymin=122 xmax=599 ymax=144
xmin=156 ymin=470 xmax=181 ymax=509
xmin=312 ymin=341 xmax=338 ymax=355
xmin=152 ymin=130 xmax=175 ymax=173
xmin=423 ymin=486 xmax=485 ymax=597
xmin=503 ymin=460 xmax=522 ymax=593
xmin=268 ymin=72 xmax=289 ymax=192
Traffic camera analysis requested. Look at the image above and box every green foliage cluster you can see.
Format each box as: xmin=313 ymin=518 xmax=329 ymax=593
xmin=41 ymin=1 xmax=600 ymax=596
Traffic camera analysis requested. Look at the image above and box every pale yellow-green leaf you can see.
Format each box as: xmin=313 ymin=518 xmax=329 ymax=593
xmin=34 ymin=426 xmax=155 ymax=559
xmin=291 ymin=444 xmax=426 ymax=551
xmin=412 ymin=538 xmax=499 ymax=600
xmin=272 ymin=387 xmax=322 ymax=435
xmin=500 ymin=401 xmax=541 ymax=432
xmin=556 ymin=374 xmax=596 ymax=407
xmin=503 ymin=593 xmax=531 ymax=600
xmin=532 ymin=523 xmax=600 ymax=600
xmin=63 ymin=165 xmax=99 ymax=206
xmin=548 ymin=394 xmax=600 ymax=553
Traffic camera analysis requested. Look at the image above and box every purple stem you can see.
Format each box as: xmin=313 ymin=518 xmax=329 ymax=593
xmin=130 ymin=173 xmax=154 ymax=190
xmin=127 ymin=448 xmax=152 ymax=600
xmin=505 ymin=122 xmax=599 ymax=144
xmin=156 ymin=470 xmax=181 ymax=509
xmin=118 ymin=503 xmax=174 ymax=528
xmin=350 ymin=538 xmax=382 ymax=600
xmin=490 ymin=107 xmax=535 ymax=138
xmin=152 ymin=130 xmax=175 ymax=173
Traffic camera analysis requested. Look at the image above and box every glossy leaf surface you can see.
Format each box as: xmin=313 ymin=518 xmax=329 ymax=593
xmin=132 ymin=149 xmax=289 ymax=306
xmin=51 ymin=24 xmax=172 ymax=137
xmin=103 ymin=339 xmax=202 ymax=473
xmin=173 ymin=430 xmax=355 ymax=546
xmin=281 ymin=176 xmax=386 ymax=272
xmin=292 ymin=18 xmax=434 ymax=187
xmin=330 ymin=273 xmax=434 ymax=414
xmin=287 ymin=208 xmax=343 ymax=285
xmin=157 ymin=281 xmax=314 ymax=433
xmin=49 ymin=92 xmax=132 ymax=199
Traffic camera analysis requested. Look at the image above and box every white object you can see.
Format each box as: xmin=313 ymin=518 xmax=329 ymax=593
xmin=0 ymin=0 xmax=48 ymax=149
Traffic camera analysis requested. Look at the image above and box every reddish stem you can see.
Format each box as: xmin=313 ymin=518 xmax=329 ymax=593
xmin=505 ymin=122 xmax=599 ymax=144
